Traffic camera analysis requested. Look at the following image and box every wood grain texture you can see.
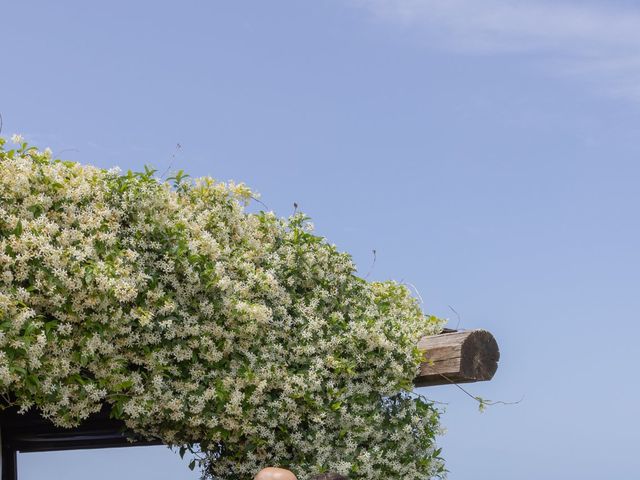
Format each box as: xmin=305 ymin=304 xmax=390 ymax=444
xmin=414 ymin=329 xmax=500 ymax=387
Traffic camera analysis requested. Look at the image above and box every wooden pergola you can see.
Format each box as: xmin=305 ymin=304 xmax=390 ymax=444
xmin=0 ymin=329 xmax=499 ymax=480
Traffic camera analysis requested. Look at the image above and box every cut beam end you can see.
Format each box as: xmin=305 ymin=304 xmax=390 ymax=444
xmin=414 ymin=329 xmax=500 ymax=387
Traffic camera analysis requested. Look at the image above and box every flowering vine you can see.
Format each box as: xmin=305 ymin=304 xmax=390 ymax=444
xmin=0 ymin=136 xmax=445 ymax=479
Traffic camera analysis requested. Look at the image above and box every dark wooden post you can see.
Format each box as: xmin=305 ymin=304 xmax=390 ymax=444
xmin=1 ymin=427 xmax=18 ymax=480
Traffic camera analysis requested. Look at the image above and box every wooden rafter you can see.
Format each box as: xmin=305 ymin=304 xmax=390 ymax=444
xmin=0 ymin=329 xmax=499 ymax=480
xmin=414 ymin=329 xmax=500 ymax=387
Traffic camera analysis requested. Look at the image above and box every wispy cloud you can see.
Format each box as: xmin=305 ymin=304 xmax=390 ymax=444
xmin=351 ymin=0 xmax=640 ymax=100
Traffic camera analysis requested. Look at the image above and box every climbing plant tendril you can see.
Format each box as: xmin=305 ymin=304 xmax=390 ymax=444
xmin=0 ymin=136 xmax=445 ymax=479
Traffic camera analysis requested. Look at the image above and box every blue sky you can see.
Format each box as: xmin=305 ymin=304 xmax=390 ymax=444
xmin=3 ymin=1 xmax=640 ymax=478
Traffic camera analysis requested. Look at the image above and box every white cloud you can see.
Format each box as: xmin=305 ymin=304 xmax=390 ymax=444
xmin=351 ymin=0 xmax=640 ymax=100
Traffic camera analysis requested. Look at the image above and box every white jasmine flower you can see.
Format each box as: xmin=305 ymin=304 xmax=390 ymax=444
xmin=0 ymin=138 xmax=445 ymax=480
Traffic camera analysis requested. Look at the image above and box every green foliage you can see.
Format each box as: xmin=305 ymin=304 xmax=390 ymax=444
xmin=0 ymin=137 xmax=445 ymax=479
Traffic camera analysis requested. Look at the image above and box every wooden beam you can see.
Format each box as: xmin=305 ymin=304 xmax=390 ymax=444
xmin=0 ymin=405 xmax=161 ymax=453
xmin=414 ymin=329 xmax=500 ymax=387
xmin=0 ymin=328 xmax=499 ymax=473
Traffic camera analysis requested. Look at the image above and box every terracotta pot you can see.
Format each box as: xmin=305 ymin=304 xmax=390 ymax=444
xmin=254 ymin=467 xmax=298 ymax=480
